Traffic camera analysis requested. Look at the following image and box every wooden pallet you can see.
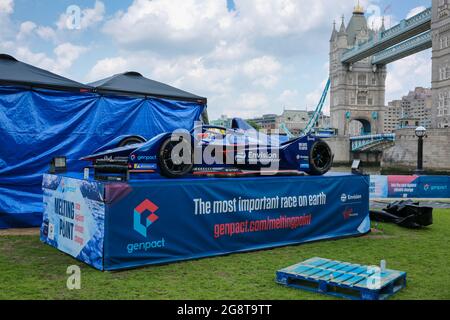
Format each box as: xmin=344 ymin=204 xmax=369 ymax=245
xmin=276 ymin=257 xmax=407 ymax=300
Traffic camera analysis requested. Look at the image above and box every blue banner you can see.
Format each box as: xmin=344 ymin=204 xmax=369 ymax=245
xmin=41 ymin=173 xmax=370 ymax=271
xmin=40 ymin=174 xmax=105 ymax=270
xmin=370 ymin=175 xmax=450 ymax=199
xmin=0 ymin=86 xmax=205 ymax=228
xmin=104 ymin=174 xmax=369 ymax=270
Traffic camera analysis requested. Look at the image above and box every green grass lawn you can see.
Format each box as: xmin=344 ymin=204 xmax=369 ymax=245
xmin=1 ymin=209 xmax=450 ymax=300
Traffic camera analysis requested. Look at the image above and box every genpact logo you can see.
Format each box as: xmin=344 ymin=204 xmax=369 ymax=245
xmin=133 ymin=199 xmax=159 ymax=237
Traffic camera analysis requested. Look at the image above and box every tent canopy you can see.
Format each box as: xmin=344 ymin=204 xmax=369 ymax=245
xmin=88 ymin=71 xmax=207 ymax=104
xmin=0 ymin=53 xmax=90 ymax=92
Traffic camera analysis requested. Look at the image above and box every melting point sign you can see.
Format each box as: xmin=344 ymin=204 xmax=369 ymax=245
xmin=133 ymin=199 xmax=160 ymax=237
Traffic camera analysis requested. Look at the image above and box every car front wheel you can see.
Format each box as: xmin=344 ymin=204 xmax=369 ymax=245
xmin=308 ymin=140 xmax=333 ymax=176
xmin=158 ymin=137 xmax=193 ymax=178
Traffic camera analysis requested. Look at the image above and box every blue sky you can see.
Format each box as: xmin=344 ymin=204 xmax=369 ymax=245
xmin=0 ymin=0 xmax=432 ymax=119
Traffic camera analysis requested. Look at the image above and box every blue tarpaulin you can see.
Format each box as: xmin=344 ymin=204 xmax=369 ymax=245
xmin=0 ymin=86 xmax=205 ymax=228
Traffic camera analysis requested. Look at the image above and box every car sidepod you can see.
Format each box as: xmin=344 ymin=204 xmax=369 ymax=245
xmin=279 ymin=135 xmax=314 ymax=171
xmin=128 ymin=133 xmax=172 ymax=173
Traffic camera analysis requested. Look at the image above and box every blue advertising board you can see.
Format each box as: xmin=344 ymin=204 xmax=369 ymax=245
xmin=41 ymin=174 xmax=105 ymax=270
xmin=370 ymin=175 xmax=450 ymax=199
xmin=41 ymin=173 xmax=370 ymax=271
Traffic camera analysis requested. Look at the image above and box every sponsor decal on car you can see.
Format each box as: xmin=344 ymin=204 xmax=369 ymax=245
xmin=299 ymin=143 xmax=308 ymax=151
xmin=248 ymin=151 xmax=278 ymax=160
xmin=136 ymin=155 xmax=157 ymax=161
xmin=133 ymin=163 xmax=157 ymax=170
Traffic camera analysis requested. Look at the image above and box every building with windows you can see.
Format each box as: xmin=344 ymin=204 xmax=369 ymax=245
xmin=329 ymin=4 xmax=387 ymax=136
xmin=248 ymin=114 xmax=278 ymax=131
xmin=432 ymin=0 xmax=450 ymax=128
xmin=248 ymin=109 xmax=330 ymax=135
xmin=384 ymin=87 xmax=433 ymax=133
xmin=211 ymin=109 xmax=331 ymax=135
xmin=210 ymin=115 xmax=232 ymax=128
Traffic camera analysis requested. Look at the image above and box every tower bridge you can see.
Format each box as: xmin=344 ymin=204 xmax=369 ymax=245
xmin=327 ymin=0 xmax=450 ymax=164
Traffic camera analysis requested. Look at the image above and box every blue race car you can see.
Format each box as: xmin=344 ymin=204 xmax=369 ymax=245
xmin=81 ymin=118 xmax=333 ymax=178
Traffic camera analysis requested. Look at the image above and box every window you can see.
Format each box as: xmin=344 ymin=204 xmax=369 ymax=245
xmin=358 ymin=74 xmax=367 ymax=86
xmin=357 ymin=94 xmax=367 ymax=105
xmin=438 ymin=92 xmax=446 ymax=116
xmin=439 ymin=65 xmax=449 ymax=80
xmin=440 ymin=36 xmax=448 ymax=49
xmin=350 ymin=92 xmax=356 ymax=105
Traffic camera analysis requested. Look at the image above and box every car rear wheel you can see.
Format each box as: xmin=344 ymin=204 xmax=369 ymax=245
xmin=158 ymin=137 xmax=193 ymax=178
xmin=118 ymin=136 xmax=146 ymax=147
xmin=308 ymin=140 xmax=333 ymax=176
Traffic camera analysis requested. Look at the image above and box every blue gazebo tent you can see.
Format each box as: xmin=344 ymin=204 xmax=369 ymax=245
xmin=0 ymin=54 xmax=206 ymax=229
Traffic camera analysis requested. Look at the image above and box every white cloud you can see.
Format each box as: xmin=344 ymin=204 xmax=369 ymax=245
xmin=103 ymin=0 xmax=232 ymax=53
xmin=53 ymin=43 xmax=88 ymax=74
xmin=86 ymin=57 xmax=129 ymax=82
xmin=235 ymin=0 xmax=339 ymax=37
xmin=15 ymin=21 xmax=57 ymax=43
xmin=35 ymin=26 xmax=57 ymax=42
xmin=243 ymin=56 xmax=281 ymax=88
xmin=57 ymin=0 xmax=105 ymax=30
xmin=15 ymin=42 xmax=88 ymax=75
xmin=103 ymin=0 xmax=355 ymax=52
xmin=235 ymin=92 xmax=271 ymax=118
xmin=278 ymin=89 xmax=301 ymax=108
xmin=0 ymin=0 xmax=13 ymax=14
xmin=99 ymin=0 xmax=359 ymax=119
xmin=17 ymin=21 xmax=37 ymax=40
xmin=386 ymin=50 xmax=432 ymax=102
xmin=2 ymin=0 xmax=430 ymax=121
xmin=15 ymin=47 xmax=54 ymax=70
xmin=406 ymin=6 xmax=427 ymax=19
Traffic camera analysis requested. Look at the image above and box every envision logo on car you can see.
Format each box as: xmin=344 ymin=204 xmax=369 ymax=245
xmin=248 ymin=152 xmax=278 ymax=160
xmin=340 ymin=194 xmax=347 ymax=202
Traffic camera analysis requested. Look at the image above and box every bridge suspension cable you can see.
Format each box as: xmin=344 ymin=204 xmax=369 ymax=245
xmin=301 ymin=78 xmax=331 ymax=136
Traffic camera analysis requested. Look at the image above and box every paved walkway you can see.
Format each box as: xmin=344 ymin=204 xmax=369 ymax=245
xmin=0 ymin=228 xmax=39 ymax=236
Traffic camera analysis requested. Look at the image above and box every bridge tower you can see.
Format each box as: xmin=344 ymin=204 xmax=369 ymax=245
xmin=432 ymin=0 xmax=450 ymax=128
xmin=329 ymin=4 xmax=386 ymax=136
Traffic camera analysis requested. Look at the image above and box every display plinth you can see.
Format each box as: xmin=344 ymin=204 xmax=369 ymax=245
xmin=40 ymin=173 xmax=370 ymax=271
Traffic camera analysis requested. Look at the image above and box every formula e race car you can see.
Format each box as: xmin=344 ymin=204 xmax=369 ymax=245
xmin=81 ymin=118 xmax=333 ymax=179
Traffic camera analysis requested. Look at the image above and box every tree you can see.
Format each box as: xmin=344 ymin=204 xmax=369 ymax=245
xmin=246 ymin=120 xmax=261 ymax=131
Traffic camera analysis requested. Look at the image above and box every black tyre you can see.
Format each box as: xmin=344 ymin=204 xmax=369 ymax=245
xmin=308 ymin=140 xmax=333 ymax=176
xmin=158 ymin=137 xmax=193 ymax=178
xmin=118 ymin=136 xmax=146 ymax=147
